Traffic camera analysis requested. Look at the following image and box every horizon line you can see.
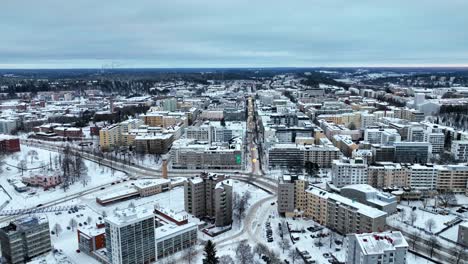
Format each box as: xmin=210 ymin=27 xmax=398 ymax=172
xmin=1 ymin=65 xmax=468 ymax=71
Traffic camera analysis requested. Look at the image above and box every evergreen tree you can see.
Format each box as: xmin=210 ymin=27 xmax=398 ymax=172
xmin=203 ymin=240 xmax=219 ymax=264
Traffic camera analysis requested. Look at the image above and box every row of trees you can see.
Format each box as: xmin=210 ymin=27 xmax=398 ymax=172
xmin=61 ymin=145 xmax=89 ymax=191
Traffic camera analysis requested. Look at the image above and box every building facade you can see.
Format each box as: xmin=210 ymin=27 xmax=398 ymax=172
xmin=346 ymin=231 xmax=408 ymax=264
xmin=0 ymin=216 xmax=52 ymax=264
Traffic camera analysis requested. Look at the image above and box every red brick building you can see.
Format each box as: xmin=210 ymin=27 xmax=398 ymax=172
xmin=77 ymin=226 xmax=106 ymax=254
xmin=0 ymin=136 xmax=20 ymax=153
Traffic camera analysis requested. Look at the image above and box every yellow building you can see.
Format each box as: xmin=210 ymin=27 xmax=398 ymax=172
xmin=99 ymin=124 xmax=121 ymax=151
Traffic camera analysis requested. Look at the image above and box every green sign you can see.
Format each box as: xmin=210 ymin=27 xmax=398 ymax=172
xmin=235 ymin=154 xmax=242 ymax=164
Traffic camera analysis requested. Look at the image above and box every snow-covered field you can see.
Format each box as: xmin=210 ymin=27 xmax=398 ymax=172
xmin=0 ymin=145 xmax=126 ymax=210
xmin=388 ymin=206 xmax=457 ymax=234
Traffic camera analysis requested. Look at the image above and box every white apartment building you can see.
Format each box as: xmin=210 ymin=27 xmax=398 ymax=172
xmin=424 ymin=131 xmax=444 ymax=154
xmin=407 ymin=126 xmax=425 ymax=142
xmin=346 ymin=231 xmax=408 ymax=264
xmin=452 ymin=140 xmax=468 ymax=162
xmin=332 ymin=157 xmax=368 ymax=188
xmin=360 ymin=112 xmax=376 ymax=129
xmin=364 ymin=128 xmax=400 ymax=145
xmin=409 ymin=164 xmax=438 ymax=190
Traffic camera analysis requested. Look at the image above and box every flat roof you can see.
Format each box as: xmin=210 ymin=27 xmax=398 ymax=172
xmin=355 ymin=231 xmax=408 ymax=255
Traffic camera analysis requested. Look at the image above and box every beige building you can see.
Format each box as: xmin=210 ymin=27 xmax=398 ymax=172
xmin=99 ymin=124 xmax=121 ymax=151
xmin=303 ymin=144 xmax=342 ymax=168
xmin=437 ymin=165 xmax=468 ymax=193
xmin=99 ymin=119 xmax=143 ymax=151
xmin=141 ymin=111 xmax=188 ymax=128
xmin=307 ymin=186 xmax=387 ymax=234
xmin=277 ymin=175 xmax=308 ymax=216
xmin=278 ymin=184 xmax=387 ymax=235
xmin=368 ymin=162 xmax=409 ymax=188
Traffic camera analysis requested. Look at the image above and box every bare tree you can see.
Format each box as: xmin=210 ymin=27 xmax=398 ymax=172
xmin=87 ymin=216 xmax=93 ymax=224
xmin=182 ymin=243 xmax=197 ymax=264
xmin=102 ymin=210 xmax=108 ymax=218
xmin=425 ymin=218 xmax=436 ymax=232
xmin=278 ymin=236 xmax=291 ymax=254
xmin=422 ymin=197 xmax=429 ymax=209
xmin=427 ymin=236 xmax=440 ymax=258
xmin=438 ymin=191 xmax=456 ymax=207
xmin=219 ymin=255 xmax=235 ymax=264
xmin=254 ymin=243 xmax=269 ymax=258
xmin=233 ymin=191 xmax=252 ymax=222
xmin=410 ymin=230 xmax=420 ymax=250
xmin=53 ymin=223 xmax=62 ymax=237
xmin=235 ymin=242 xmax=254 ymax=264
xmin=288 ymin=248 xmax=301 ymax=264
xmin=400 ymin=209 xmax=407 ymax=222
xmin=17 ymin=160 xmax=27 ymax=176
xmin=408 ymin=210 xmax=418 ymax=226
xmin=69 ymin=218 xmax=77 ymax=231
xmin=27 ymin=150 xmax=38 ymax=164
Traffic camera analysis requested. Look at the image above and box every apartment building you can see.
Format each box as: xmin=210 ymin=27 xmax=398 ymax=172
xmin=407 ymin=126 xmax=425 ymax=142
xmin=304 ymin=186 xmax=387 ymax=235
xmin=331 ymin=157 xmax=368 ymax=188
xmin=141 ymin=111 xmax=188 ymax=128
xmin=346 ymin=231 xmax=408 ymax=264
xmin=452 ymin=140 xmax=468 ymax=162
xmin=184 ymin=173 xmax=233 ymax=227
xmin=409 ymin=164 xmax=438 ymax=190
xmin=105 ymin=207 xmax=156 ymax=264
xmin=277 ymin=175 xmax=308 ymax=216
xmin=0 ymin=216 xmax=52 ymax=264
xmin=368 ymin=162 xmax=408 ymax=188
xmin=437 ymin=165 xmax=468 ymax=193
xmin=424 ymin=131 xmax=444 ymax=154
xmin=99 ymin=119 xmax=143 ymax=151
xmin=134 ymin=133 xmax=174 ymax=154
xmin=0 ymin=135 xmax=21 ymax=153
xmin=364 ymin=128 xmax=401 ymax=145
xmin=458 ymin=221 xmax=468 ymax=247
xmin=303 ymin=144 xmax=342 ymax=168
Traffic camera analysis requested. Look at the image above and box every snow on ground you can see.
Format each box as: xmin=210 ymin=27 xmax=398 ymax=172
xmin=45 ymin=200 xmax=102 ymax=264
xmin=83 ymin=184 xmax=186 ymax=219
xmin=0 ymin=145 xmax=126 ymax=210
xmin=439 ymin=222 xmax=462 ymax=242
xmin=389 ymin=204 xmax=458 ymax=233
xmin=407 ymin=252 xmax=438 ymax=264
xmin=28 ymin=250 xmax=74 ymax=264
xmin=19 ymin=177 xmax=271 ymax=264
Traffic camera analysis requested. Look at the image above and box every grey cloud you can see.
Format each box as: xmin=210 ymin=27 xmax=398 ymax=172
xmin=1 ymin=0 xmax=468 ymax=68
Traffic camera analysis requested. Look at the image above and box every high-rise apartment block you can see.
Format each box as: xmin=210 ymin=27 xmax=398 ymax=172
xmin=184 ymin=173 xmax=233 ymax=227
xmin=105 ymin=208 xmax=156 ymax=264
xmin=0 ymin=216 xmax=52 ymax=264
xmin=331 ymin=157 xmax=368 ymax=188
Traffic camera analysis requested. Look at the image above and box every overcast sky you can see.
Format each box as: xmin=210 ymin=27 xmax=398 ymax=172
xmin=1 ymin=0 xmax=468 ymax=68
